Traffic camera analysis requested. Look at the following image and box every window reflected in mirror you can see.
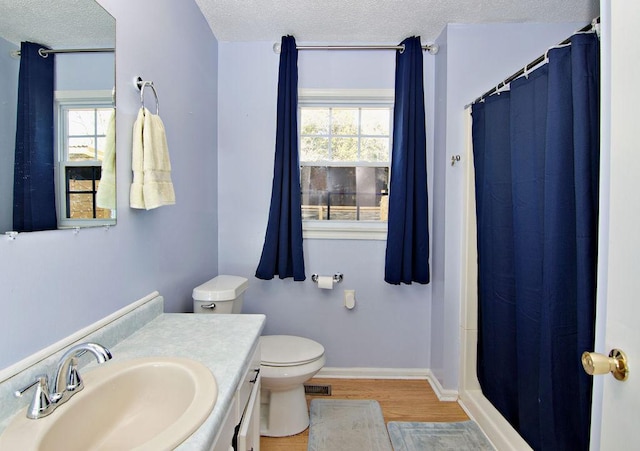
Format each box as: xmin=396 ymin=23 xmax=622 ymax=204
xmin=57 ymin=100 xmax=115 ymax=227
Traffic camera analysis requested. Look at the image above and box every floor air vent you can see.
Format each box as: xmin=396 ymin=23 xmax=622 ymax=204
xmin=304 ymin=383 xmax=332 ymax=396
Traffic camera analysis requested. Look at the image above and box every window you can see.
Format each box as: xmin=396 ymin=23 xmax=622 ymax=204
xmin=56 ymin=91 xmax=115 ymax=228
xmin=299 ymin=89 xmax=393 ymax=240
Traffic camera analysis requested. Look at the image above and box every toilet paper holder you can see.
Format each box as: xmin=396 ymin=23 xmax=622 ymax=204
xmin=311 ymin=273 xmax=343 ymax=284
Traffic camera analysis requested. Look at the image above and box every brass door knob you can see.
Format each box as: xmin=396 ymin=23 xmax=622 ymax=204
xmin=581 ymin=349 xmax=629 ymax=381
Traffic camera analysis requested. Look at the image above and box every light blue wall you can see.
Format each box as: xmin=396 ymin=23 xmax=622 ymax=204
xmin=430 ymin=29 xmax=448 ymax=384
xmin=56 ymin=53 xmax=115 ymax=91
xmin=0 ymin=0 xmax=219 ymax=370
xmin=0 ymin=37 xmax=18 ymax=233
xmin=217 ymin=42 xmax=435 ymax=368
xmin=432 ymin=21 xmax=589 ymax=389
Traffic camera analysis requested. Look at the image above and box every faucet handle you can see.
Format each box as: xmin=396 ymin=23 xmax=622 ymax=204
xmin=65 ymin=357 xmax=84 ymax=393
xmin=14 ymin=375 xmax=53 ymax=419
xmin=14 ymin=374 xmax=47 ymax=397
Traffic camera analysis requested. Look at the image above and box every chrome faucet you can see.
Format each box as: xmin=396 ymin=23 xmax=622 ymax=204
xmin=52 ymin=342 xmax=112 ymax=403
xmin=15 ymin=342 xmax=112 ymax=419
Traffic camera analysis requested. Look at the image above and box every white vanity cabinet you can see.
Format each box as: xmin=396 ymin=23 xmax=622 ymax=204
xmin=212 ymin=344 xmax=261 ymax=451
xmin=237 ymin=368 xmax=260 ymax=451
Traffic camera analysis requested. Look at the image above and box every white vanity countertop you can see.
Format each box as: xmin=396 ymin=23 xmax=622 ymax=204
xmin=106 ymin=312 xmax=265 ymax=450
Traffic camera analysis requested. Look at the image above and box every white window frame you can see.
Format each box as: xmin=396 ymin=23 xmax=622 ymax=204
xmin=299 ymin=89 xmax=394 ymax=240
xmin=55 ymin=90 xmax=115 ymax=229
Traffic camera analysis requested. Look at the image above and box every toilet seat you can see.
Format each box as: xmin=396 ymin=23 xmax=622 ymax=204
xmin=260 ymin=335 xmax=324 ymax=367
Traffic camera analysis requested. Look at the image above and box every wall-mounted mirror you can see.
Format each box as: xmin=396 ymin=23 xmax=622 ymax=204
xmin=0 ymin=0 xmax=116 ymax=234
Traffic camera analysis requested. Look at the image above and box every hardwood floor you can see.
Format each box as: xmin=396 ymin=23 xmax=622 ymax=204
xmin=260 ymin=377 xmax=469 ymax=451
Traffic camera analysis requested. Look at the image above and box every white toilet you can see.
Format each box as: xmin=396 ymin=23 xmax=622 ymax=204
xmin=192 ymin=275 xmax=326 ymax=437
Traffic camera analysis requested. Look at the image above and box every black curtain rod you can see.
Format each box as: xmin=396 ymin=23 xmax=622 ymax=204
xmin=467 ymin=17 xmax=600 ymax=107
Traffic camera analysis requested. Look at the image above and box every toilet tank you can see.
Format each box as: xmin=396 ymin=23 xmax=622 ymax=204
xmin=192 ymin=275 xmax=249 ymax=314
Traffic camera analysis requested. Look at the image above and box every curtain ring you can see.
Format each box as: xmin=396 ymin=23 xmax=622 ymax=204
xmin=399 ymin=44 xmax=405 ymax=54
xmin=38 ymin=48 xmax=49 ymax=58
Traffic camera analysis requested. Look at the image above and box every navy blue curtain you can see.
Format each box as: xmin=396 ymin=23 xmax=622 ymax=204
xmin=256 ymin=36 xmax=305 ymax=281
xmin=13 ymin=42 xmax=57 ymax=232
xmin=385 ymin=36 xmax=430 ymax=285
xmin=472 ymin=33 xmax=599 ymax=451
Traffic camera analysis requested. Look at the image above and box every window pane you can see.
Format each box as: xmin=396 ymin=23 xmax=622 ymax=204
xmin=361 ymin=137 xmax=390 ymax=162
xmin=67 ymin=109 xmax=96 ymax=135
xmin=68 ymin=194 xmax=110 ymax=219
xmin=66 ymin=167 xmax=104 ymax=219
xmin=356 ymin=166 xmax=389 ymax=220
xmin=301 ymin=137 xmax=329 ymax=161
xmin=331 ymin=137 xmax=358 ymax=161
xmin=96 ymin=109 xmax=113 ymax=135
xmin=68 ymin=137 xmax=97 ymax=161
xmin=331 ymin=109 xmax=358 ymax=135
xmin=301 ymin=166 xmax=327 ymax=220
xmin=300 ymin=165 xmax=389 ymax=221
xmin=327 ymin=167 xmax=356 ymax=220
xmin=67 ymin=167 xmax=96 ymax=191
xmin=360 ymin=109 xmax=390 ymax=136
xmin=68 ymin=193 xmax=94 ymax=219
xmin=301 ymin=108 xmax=329 ymax=135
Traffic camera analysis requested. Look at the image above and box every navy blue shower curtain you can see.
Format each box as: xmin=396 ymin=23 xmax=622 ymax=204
xmin=256 ymin=36 xmax=305 ymax=281
xmin=472 ymin=33 xmax=599 ymax=450
xmin=13 ymin=41 xmax=57 ymax=232
xmin=385 ymin=36 xmax=430 ymax=285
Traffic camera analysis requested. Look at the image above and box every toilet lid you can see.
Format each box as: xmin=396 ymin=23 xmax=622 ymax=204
xmin=260 ymin=335 xmax=325 ymax=367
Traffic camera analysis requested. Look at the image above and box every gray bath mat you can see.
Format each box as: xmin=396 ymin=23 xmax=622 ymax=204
xmin=387 ymin=421 xmax=495 ymax=450
xmin=308 ymin=399 xmax=393 ymax=451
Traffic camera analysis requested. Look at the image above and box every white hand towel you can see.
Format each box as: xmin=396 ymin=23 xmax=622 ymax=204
xmin=129 ymin=108 xmax=146 ymax=209
xmin=96 ymin=110 xmax=116 ymax=210
xmin=130 ymin=107 xmax=176 ymax=210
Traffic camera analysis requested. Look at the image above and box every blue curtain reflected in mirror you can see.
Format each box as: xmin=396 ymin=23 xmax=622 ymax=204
xmin=13 ymin=41 xmax=57 ymax=232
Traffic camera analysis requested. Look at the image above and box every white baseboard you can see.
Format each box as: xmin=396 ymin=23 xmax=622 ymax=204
xmin=317 ymin=366 xmax=430 ymax=379
xmin=425 ymin=370 xmax=459 ymax=402
xmin=459 ymin=389 xmax=532 ymax=451
xmin=316 ymin=367 xmax=459 ymax=402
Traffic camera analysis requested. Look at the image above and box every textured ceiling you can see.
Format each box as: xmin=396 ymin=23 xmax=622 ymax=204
xmin=0 ymin=0 xmax=599 ymax=49
xmin=195 ymin=0 xmax=599 ymax=43
xmin=0 ymin=0 xmax=114 ymax=49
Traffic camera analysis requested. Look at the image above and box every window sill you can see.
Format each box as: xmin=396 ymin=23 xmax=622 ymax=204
xmin=303 ymin=221 xmax=387 ymax=240
xmin=58 ymin=219 xmax=116 ymax=229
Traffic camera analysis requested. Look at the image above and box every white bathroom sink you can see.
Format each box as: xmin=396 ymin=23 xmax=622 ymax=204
xmin=0 ymin=356 xmax=218 ymax=450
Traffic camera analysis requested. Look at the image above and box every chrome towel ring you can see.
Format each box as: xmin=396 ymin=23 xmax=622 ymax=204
xmin=135 ymin=76 xmax=159 ymax=115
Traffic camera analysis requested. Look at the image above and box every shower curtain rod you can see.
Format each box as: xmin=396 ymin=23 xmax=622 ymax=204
xmin=11 ymin=47 xmax=114 ymax=57
xmin=273 ymin=43 xmax=439 ymax=55
xmin=466 ymin=17 xmax=600 ymax=108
